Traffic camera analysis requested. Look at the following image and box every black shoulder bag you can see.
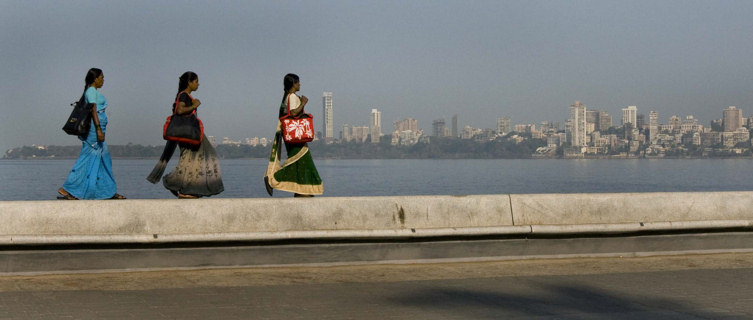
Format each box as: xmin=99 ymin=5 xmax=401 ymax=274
xmin=62 ymin=89 xmax=94 ymax=137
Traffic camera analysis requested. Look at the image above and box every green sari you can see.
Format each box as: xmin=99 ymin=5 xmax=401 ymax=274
xmin=264 ymin=101 xmax=323 ymax=195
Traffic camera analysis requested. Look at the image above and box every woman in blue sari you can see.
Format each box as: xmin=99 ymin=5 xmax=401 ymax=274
xmin=57 ymin=68 xmax=125 ymax=200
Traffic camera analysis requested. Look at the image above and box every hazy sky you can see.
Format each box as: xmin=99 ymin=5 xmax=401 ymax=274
xmin=2 ymin=0 xmax=753 ymax=152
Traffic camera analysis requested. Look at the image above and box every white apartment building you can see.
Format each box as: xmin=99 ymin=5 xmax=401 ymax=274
xmin=497 ymin=117 xmax=511 ymax=136
xmin=569 ymin=101 xmax=587 ymax=147
xmin=370 ymin=109 xmax=382 ymax=143
xmin=723 ymin=106 xmax=743 ymax=132
xmin=622 ymin=106 xmax=637 ymax=127
xmin=649 ymin=111 xmax=659 ymax=143
xmin=322 ymin=92 xmax=333 ymax=142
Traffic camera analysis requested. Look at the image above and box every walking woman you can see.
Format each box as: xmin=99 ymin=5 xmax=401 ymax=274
xmin=58 ymin=68 xmax=126 ymax=200
xmin=264 ymin=73 xmax=323 ymax=197
xmin=150 ymin=71 xmax=223 ymax=198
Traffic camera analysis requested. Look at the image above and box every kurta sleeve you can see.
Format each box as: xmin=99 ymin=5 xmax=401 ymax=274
xmin=287 ymin=94 xmax=302 ymax=113
xmin=85 ymin=87 xmax=98 ymax=105
xmin=178 ymin=92 xmax=193 ymax=107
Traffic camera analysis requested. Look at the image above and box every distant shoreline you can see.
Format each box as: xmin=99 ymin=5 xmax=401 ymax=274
xmin=4 ymin=156 xmax=753 ymax=161
xmin=5 ymin=142 xmax=753 ymax=160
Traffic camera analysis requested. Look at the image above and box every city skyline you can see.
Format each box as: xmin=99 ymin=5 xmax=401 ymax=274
xmin=3 ymin=1 xmax=753 ymax=153
xmin=9 ymin=98 xmax=753 ymax=160
xmin=200 ymin=98 xmax=749 ymax=147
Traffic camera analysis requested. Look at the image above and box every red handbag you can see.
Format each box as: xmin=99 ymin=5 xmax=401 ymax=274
xmin=280 ymin=94 xmax=314 ymax=143
xmin=163 ymin=93 xmax=204 ymax=146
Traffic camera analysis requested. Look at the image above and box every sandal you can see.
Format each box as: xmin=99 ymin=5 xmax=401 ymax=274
xmin=109 ymin=193 xmax=127 ymax=200
xmin=178 ymin=193 xmax=199 ymax=199
xmin=264 ymin=177 xmax=273 ymax=197
xmin=57 ymin=188 xmax=78 ymax=200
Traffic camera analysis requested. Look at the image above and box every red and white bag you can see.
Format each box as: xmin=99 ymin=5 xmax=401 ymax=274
xmin=280 ymin=95 xmax=314 ymax=144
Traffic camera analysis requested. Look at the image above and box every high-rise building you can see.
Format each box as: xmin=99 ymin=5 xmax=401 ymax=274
xmin=461 ymin=125 xmax=475 ymax=140
xmin=497 ymin=117 xmax=511 ymax=135
xmin=681 ymin=115 xmax=702 ymax=134
xmin=669 ymin=115 xmax=682 ymax=132
xmin=341 ymin=124 xmax=351 ymax=142
xmin=723 ymin=106 xmax=743 ymax=132
xmin=451 ymin=115 xmax=458 ymax=138
xmin=514 ymin=124 xmax=536 ymax=134
xmin=394 ymin=118 xmax=419 ymax=132
xmin=342 ymin=124 xmax=372 ymax=143
xmin=649 ymin=111 xmax=659 ymax=143
xmin=370 ymin=109 xmax=381 ymax=143
xmin=586 ymin=110 xmax=600 ymax=132
xmin=599 ymin=112 xmax=612 ymax=131
xmin=586 ymin=110 xmax=614 ymax=133
xmin=569 ymin=101 xmax=587 ymax=147
xmin=622 ymin=106 xmax=637 ymax=127
xmin=393 ymin=118 xmax=422 ymax=146
xmin=432 ymin=118 xmax=446 ymax=137
xmin=322 ymin=92 xmax=333 ymax=142
xmin=589 ymin=110 xmax=613 ymax=132
xmin=636 ymin=114 xmax=646 ymax=129
xmin=352 ymin=126 xmax=370 ymax=143
xmin=710 ymin=118 xmax=723 ymax=132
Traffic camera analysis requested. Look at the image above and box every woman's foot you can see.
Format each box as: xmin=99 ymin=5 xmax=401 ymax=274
xmin=109 ymin=193 xmax=127 ymax=200
xmin=57 ymin=188 xmax=78 ymax=200
xmin=178 ymin=193 xmax=199 ymax=199
xmin=294 ymin=193 xmax=314 ymax=198
xmin=263 ymin=177 xmax=274 ymax=196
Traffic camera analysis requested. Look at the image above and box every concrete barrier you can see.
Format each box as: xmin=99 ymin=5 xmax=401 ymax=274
xmin=1 ymin=192 xmax=752 ymax=245
xmin=0 ymin=195 xmax=515 ymax=244
xmin=510 ymin=192 xmax=753 ymax=225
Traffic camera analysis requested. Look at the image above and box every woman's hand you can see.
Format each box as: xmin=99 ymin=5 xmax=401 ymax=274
xmin=289 ymin=94 xmax=307 ymax=116
xmin=176 ymin=98 xmax=200 ymax=115
xmin=96 ymin=129 xmax=105 ymax=142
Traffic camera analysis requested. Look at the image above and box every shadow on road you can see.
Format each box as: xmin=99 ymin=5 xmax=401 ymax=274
xmin=385 ymin=281 xmax=730 ymax=319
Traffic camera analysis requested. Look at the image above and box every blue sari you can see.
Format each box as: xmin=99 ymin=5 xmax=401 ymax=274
xmin=61 ymin=87 xmax=118 ymax=199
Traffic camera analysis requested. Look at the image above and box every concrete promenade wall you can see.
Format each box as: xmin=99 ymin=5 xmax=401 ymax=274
xmin=1 ymin=192 xmax=752 ymax=245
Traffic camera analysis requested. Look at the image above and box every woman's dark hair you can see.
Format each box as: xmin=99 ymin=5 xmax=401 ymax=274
xmin=282 ymin=73 xmax=299 ymax=103
xmin=80 ymin=68 xmax=102 ymax=101
xmin=84 ymin=68 xmax=102 ymax=89
xmin=178 ymin=71 xmax=199 ymax=98
xmin=174 ymin=71 xmax=198 ymax=111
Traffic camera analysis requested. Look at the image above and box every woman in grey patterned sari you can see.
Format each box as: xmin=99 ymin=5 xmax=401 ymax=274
xmin=158 ymin=72 xmax=224 ymax=198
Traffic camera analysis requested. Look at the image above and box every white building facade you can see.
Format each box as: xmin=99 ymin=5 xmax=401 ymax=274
xmin=322 ymin=92 xmax=333 ymax=142
xmin=370 ymin=109 xmax=382 ymax=143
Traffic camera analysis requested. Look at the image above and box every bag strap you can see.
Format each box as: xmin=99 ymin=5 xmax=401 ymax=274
xmin=74 ymin=88 xmax=87 ymax=107
xmin=286 ymin=93 xmax=291 ymax=117
xmin=173 ymin=92 xmax=195 ymax=116
xmin=285 ymin=93 xmax=303 ymax=118
xmin=173 ymin=94 xmax=180 ymax=115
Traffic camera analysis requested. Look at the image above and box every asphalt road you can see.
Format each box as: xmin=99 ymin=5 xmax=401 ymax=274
xmin=1 ymin=253 xmax=752 ymax=319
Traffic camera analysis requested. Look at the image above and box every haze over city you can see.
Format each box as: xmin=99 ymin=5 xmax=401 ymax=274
xmin=2 ymin=0 xmax=752 ymax=154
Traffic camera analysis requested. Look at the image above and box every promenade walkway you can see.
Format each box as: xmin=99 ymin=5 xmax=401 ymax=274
xmin=1 ymin=253 xmax=751 ymax=319
xmin=2 ymin=192 xmax=753 ymax=318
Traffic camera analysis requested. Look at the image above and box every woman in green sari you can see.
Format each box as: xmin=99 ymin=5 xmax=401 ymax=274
xmin=264 ymin=73 xmax=323 ymax=197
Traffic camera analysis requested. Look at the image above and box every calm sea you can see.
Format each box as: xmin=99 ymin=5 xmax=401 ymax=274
xmin=1 ymin=158 xmax=752 ymax=201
